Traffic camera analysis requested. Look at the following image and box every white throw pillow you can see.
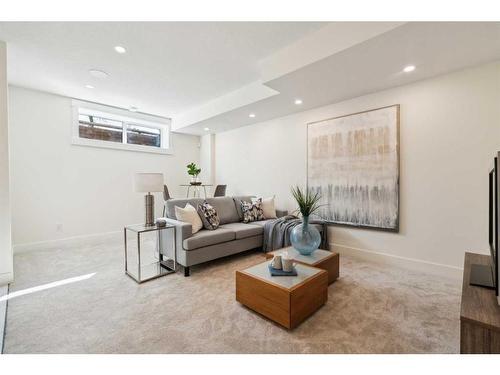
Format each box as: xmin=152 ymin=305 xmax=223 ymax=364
xmin=252 ymin=196 xmax=277 ymax=219
xmin=175 ymin=203 xmax=203 ymax=234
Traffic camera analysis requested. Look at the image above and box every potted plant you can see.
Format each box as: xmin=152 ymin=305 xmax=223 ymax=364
xmin=290 ymin=186 xmax=322 ymax=255
xmin=187 ymin=162 xmax=202 ymax=185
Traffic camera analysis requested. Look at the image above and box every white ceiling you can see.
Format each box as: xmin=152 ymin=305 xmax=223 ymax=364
xmin=0 ymin=22 xmax=325 ymax=116
xmin=176 ymin=22 xmax=500 ymax=134
xmin=1 ymin=22 xmax=499 ymax=136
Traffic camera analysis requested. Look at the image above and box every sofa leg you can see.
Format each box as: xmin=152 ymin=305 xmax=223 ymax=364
xmin=184 ymin=266 xmax=190 ymax=277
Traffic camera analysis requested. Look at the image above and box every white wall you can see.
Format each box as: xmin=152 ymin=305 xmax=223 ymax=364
xmin=215 ymin=61 xmax=500 ymax=274
xmin=9 ymin=86 xmax=200 ymax=247
xmin=199 ymin=134 xmax=216 ymax=187
xmin=0 ymin=41 xmax=13 ymax=284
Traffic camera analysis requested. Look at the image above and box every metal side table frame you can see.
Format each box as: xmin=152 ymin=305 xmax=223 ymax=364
xmin=124 ymin=223 xmax=176 ymax=283
xmin=180 ymin=184 xmax=213 ymax=198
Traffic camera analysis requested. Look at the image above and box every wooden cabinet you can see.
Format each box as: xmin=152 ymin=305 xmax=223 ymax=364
xmin=460 ymin=252 xmax=500 ymax=353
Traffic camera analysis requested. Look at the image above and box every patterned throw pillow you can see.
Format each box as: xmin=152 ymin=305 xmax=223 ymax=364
xmin=240 ymin=199 xmax=265 ymax=223
xmin=252 ymin=196 xmax=277 ymax=219
xmin=197 ymin=201 xmax=220 ymax=230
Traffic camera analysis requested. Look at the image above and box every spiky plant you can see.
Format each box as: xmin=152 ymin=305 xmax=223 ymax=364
xmin=291 ymin=186 xmax=322 ymax=218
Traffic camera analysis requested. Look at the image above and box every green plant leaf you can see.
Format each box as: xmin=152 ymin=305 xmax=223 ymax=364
xmin=291 ymin=185 xmax=322 ymax=217
xmin=187 ymin=162 xmax=201 ymax=176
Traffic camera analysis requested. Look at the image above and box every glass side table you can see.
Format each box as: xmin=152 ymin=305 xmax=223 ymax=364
xmin=124 ymin=223 xmax=176 ymax=283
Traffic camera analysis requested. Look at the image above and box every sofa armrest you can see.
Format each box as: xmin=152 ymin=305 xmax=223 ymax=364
xmin=276 ymin=209 xmax=288 ymax=218
xmin=165 ymin=218 xmax=192 ymax=239
xmin=165 ymin=217 xmax=191 ymax=234
xmin=161 ymin=218 xmax=192 ymax=255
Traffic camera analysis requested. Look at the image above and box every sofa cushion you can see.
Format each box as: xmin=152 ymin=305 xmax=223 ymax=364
xmin=166 ymin=198 xmax=204 ymax=219
xmin=197 ymin=201 xmax=220 ymax=230
xmin=253 ymin=196 xmax=277 ymax=219
xmin=205 ymin=197 xmax=240 ymax=224
xmin=241 ymin=199 xmax=265 ymax=223
xmin=183 ymin=228 xmax=235 ymax=250
xmin=175 ymin=203 xmax=203 ymax=234
xmin=233 ymin=196 xmax=254 ymax=221
xmin=244 ymin=219 xmax=276 ymax=228
xmin=219 ymin=222 xmax=263 ymax=240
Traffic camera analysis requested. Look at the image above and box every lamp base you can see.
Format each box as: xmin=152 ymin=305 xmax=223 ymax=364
xmin=145 ymin=193 xmax=155 ymax=227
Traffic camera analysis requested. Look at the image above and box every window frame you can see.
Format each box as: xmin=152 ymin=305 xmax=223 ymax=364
xmin=71 ymin=100 xmax=172 ymax=155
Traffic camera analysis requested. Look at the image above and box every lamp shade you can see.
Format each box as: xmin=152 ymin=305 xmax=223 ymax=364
xmin=134 ymin=173 xmax=164 ymax=193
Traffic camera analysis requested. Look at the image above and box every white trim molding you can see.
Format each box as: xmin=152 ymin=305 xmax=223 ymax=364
xmin=71 ymin=137 xmax=173 ymax=155
xmin=331 ymin=242 xmax=463 ymax=280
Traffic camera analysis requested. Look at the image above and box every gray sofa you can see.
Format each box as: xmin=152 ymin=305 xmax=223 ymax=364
xmin=160 ymin=196 xmax=288 ymax=276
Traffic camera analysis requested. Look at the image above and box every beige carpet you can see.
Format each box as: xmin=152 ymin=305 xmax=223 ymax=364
xmin=4 ymin=238 xmax=461 ymax=353
xmin=0 ymin=285 xmax=7 ymax=353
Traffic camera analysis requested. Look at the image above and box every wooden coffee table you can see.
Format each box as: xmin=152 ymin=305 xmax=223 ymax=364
xmin=236 ymin=260 xmax=328 ymax=329
xmin=265 ymin=247 xmax=339 ymax=284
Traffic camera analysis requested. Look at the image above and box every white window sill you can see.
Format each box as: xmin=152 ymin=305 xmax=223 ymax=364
xmin=71 ymin=138 xmax=173 ymax=155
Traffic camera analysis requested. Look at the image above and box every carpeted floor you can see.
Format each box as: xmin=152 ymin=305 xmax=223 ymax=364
xmin=0 ymin=285 xmax=7 ymax=353
xmin=3 ymin=238 xmax=461 ymax=353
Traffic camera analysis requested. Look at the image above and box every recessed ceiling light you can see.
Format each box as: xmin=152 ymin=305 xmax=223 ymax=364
xmin=89 ymin=69 xmax=109 ymax=79
xmin=114 ymin=46 xmax=127 ymax=54
xmin=403 ymin=65 xmax=416 ymax=73
xmin=294 ymin=99 xmax=303 ymax=105
xmin=249 ymin=113 xmax=256 ymax=118
xmin=204 ymin=127 xmax=210 ymax=131
xmin=85 ymin=84 xmax=94 ymax=89
xmin=129 ymin=106 xmax=138 ymax=112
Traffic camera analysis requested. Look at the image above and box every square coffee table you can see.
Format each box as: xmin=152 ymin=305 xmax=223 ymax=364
xmin=266 ymin=247 xmax=339 ymax=284
xmin=236 ymin=260 xmax=328 ymax=329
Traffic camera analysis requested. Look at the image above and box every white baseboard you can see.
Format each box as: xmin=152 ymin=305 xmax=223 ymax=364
xmin=13 ymin=231 xmax=122 ymax=254
xmin=331 ymin=242 xmax=463 ymax=280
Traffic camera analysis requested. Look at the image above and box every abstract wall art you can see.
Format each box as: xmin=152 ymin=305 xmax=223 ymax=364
xmin=307 ymin=105 xmax=400 ymax=231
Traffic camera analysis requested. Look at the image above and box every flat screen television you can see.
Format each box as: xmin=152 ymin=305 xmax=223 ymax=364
xmin=470 ymin=152 xmax=500 ymax=305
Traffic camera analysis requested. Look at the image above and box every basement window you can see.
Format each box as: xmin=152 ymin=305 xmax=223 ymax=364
xmin=126 ymin=124 xmax=162 ymax=147
xmin=78 ymin=114 xmax=124 ymax=143
xmin=72 ymin=100 xmax=171 ymax=154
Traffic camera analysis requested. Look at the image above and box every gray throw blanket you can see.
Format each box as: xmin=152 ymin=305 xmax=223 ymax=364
xmin=262 ymin=215 xmax=327 ymax=253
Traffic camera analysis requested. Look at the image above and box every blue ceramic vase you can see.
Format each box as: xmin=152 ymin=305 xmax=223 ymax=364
xmin=290 ymin=216 xmax=321 ymax=256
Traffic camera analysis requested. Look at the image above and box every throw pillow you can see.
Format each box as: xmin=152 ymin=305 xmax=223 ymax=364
xmin=175 ymin=203 xmax=203 ymax=234
xmin=241 ymin=199 xmax=265 ymax=223
xmin=252 ymin=196 xmax=277 ymax=219
xmin=233 ymin=196 xmax=254 ymax=221
xmin=197 ymin=201 xmax=220 ymax=230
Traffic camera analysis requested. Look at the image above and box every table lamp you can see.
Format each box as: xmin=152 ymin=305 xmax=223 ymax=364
xmin=134 ymin=173 xmax=164 ymax=226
